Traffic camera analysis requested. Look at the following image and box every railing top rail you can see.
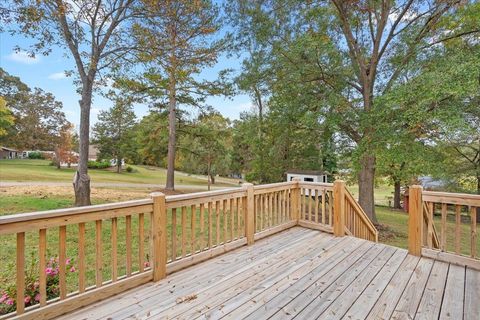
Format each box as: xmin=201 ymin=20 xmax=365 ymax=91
xmin=0 ymin=198 xmax=153 ymax=225
xmin=422 ymin=190 xmax=480 ymax=206
xmin=298 ymin=181 xmax=334 ymax=188
xmin=253 ymin=181 xmax=296 ymax=191
xmin=165 ymin=186 xmax=245 ymax=203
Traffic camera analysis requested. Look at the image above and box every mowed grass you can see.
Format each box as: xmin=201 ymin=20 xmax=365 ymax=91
xmin=0 ymin=159 xmax=237 ymax=186
xmin=377 ymin=205 xmax=480 ymax=257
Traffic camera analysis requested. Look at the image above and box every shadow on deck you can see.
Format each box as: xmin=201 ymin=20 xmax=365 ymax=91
xmin=60 ymin=227 xmax=480 ymax=320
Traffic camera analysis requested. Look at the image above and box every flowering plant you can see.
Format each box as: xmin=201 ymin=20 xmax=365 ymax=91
xmin=0 ymin=255 xmax=75 ymax=315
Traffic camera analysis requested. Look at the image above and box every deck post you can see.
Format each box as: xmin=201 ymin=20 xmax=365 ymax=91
xmin=151 ymin=192 xmax=167 ymax=281
xmin=243 ymin=183 xmax=255 ymax=245
xmin=333 ymin=180 xmax=345 ymax=237
xmin=408 ymin=185 xmax=423 ymax=256
xmin=291 ymin=177 xmax=301 ymax=223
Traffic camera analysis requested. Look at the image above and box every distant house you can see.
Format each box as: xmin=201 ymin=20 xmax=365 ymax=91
xmin=88 ymin=144 xmax=100 ymax=161
xmin=286 ymin=170 xmax=329 ymax=183
xmin=0 ymin=147 xmax=19 ymax=159
xmin=417 ymin=176 xmax=449 ymax=190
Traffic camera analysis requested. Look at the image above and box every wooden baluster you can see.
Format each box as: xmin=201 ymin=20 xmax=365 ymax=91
xmin=314 ymin=189 xmax=319 ymax=223
xmin=269 ymin=192 xmax=273 ymax=227
xmin=172 ymin=208 xmax=177 ymax=260
xmin=182 ymin=207 xmax=187 ymax=256
xmin=78 ymin=223 xmax=86 ymax=293
xmin=455 ymin=205 xmax=461 ymax=254
xmin=216 ymin=201 xmax=220 ymax=246
xmin=199 ymin=204 xmax=205 ymax=250
xmin=308 ymin=189 xmax=312 ymax=222
xmin=328 ymin=191 xmax=333 ymax=225
xmin=59 ymin=226 xmax=67 ymax=299
xmin=321 ymin=189 xmax=326 ymax=225
xmin=223 ymin=199 xmax=228 ymax=243
xmin=39 ymin=229 xmax=47 ymax=306
xmin=471 ymin=207 xmax=477 ymax=258
xmin=277 ymin=191 xmax=282 ymax=224
xmin=191 ymin=204 xmax=196 ymax=253
xmin=427 ymin=202 xmax=433 ymax=249
xmin=441 ymin=204 xmax=447 ymax=252
xmin=16 ymin=232 xmax=25 ymax=315
xmin=282 ymin=190 xmax=287 ymax=223
xmin=230 ymin=198 xmax=234 ymax=241
xmin=208 ymin=202 xmax=213 ymax=249
xmin=126 ymin=215 xmax=132 ymax=276
xmin=271 ymin=192 xmax=276 ymax=226
xmin=95 ymin=220 xmax=102 ymax=287
xmin=236 ymin=198 xmax=241 ymax=238
xmin=138 ymin=213 xmax=145 ymax=271
xmin=111 ymin=218 xmax=118 ymax=281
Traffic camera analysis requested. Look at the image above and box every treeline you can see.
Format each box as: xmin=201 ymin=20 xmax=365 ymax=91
xmin=1 ymin=1 xmax=479 ymax=216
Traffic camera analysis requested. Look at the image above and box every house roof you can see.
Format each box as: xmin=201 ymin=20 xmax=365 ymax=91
xmin=286 ymin=169 xmax=326 ymax=176
xmin=1 ymin=146 xmax=18 ymax=152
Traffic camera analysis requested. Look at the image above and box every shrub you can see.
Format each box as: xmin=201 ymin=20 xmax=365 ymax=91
xmin=126 ymin=166 xmax=133 ymax=173
xmin=0 ymin=256 xmax=75 ymax=315
xmin=87 ymin=160 xmax=111 ymax=169
xmin=28 ymin=152 xmax=44 ymax=159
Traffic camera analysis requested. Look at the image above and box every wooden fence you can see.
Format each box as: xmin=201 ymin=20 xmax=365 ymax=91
xmin=408 ymin=185 xmax=480 ymax=270
xmin=0 ymin=180 xmax=376 ymax=319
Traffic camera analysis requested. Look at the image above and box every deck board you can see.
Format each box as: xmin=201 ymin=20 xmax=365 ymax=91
xmin=59 ymin=227 xmax=480 ymax=320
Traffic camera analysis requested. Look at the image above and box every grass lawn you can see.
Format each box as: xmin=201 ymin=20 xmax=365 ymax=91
xmin=0 ymin=159 xmax=238 ymax=186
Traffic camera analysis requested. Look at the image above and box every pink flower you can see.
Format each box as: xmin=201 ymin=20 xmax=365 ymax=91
xmin=34 ymin=294 xmax=41 ymax=302
xmin=65 ymin=258 xmax=71 ymax=265
xmin=24 ymin=296 xmax=31 ymax=304
xmin=0 ymin=293 xmax=8 ymax=303
xmin=70 ymin=266 xmax=76 ymax=272
xmin=45 ymin=267 xmax=53 ymax=275
xmin=34 ymin=281 xmax=40 ymax=289
xmin=5 ymin=298 xmax=14 ymax=305
xmin=144 ymin=261 xmax=150 ymax=268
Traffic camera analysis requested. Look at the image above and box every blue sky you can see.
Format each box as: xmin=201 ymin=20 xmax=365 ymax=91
xmin=0 ymin=31 xmax=253 ymax=129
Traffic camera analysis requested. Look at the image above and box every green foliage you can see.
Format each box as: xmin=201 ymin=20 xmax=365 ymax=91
xmin=0 ymin=68 xmax=69 ymax=150
xmin=27 ymin=152 xmax=44 ymax=160
xmin=125 ymin=166 xmax=134 ymax=173
xmin=87 ymin=161 xmax=111 ymax=169
xmin=92 ymin=97 xmax=137 ymax=172
xmin=0 ymin=97 xmax=14 ymax=137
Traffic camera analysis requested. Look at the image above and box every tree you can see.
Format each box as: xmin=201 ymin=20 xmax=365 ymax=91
xmin=120 ymin=0 xmax=229 ymax=190
xmin=0 ymin=68 xmax=68 ymax=150
xmin=54 ymin=123 xmax=77 ymax=169
xmin=6 ymin=0 xmax=138 ymax=205
xmin=180 ymin=112 xmax=231 ymax=190
xmin=229 ymin=0 xmax=479 ymax=222
xmin=0 ymin=97 xmax=14 ymax=137
xmin=92 ymin=98 xmax=136 ymax=173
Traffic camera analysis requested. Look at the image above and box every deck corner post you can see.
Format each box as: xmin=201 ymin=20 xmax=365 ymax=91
xmin=243 ymin=183 xmax=255 ymax=245
xmin=333 ymin=180 xmax=346 ymax=237
xmin=150 ymin=192 xmax=167 ymax=281
xmin=291 ymin=177 xmax=301 ymax=224
xmin=408 ymin=185 xmax=423 ymax=256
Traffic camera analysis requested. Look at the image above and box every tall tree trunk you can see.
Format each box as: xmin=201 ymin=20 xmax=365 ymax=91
xmin=166 ymin=73 xmax=177 ymax=191
xmin=393 ymin=179 xmax=402 ymax=209
xmin=74 ymin=89 xmax=92 ymax=206
xmin=207 ymin=159 xmax=211 ymax=191
xmin=358 ymin=153 xmax=377 ymax=223
xmin=477 ymin=173 xmax=480 ymax=223
xmin=117 ymin=155 xmax=122 ymax=173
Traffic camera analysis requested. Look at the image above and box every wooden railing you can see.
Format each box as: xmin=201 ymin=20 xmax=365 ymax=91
xmin=0 ymin=180 xmax=376 ymax=319
xmin=408 ymin=186 xmax=480 ymax=270
xmin=344 ymin=187 xmax=378 ymax=242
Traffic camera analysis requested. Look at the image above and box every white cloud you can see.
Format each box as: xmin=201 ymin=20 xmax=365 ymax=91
xmin=48 ymin=72 xmax=67 ymax=80
xmin=7 ymin=51 xmax=41 ymax=64
xmin=91 ymin=107 xmax=101 ymax=115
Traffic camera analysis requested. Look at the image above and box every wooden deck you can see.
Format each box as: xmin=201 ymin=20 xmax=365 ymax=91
xmin=60 ymin=227 xmax=479 ymax=320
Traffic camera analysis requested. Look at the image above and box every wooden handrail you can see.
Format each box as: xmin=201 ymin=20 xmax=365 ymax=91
xmin=343 ymin=187 xmax=378 ymax=242
xmin=409 ymin=185 xmax=479 ymax=267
